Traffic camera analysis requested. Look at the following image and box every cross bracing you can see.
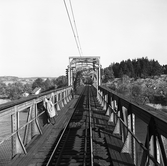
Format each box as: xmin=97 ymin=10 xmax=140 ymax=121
xmin=68 ymin=56 xmax=101 ymax=87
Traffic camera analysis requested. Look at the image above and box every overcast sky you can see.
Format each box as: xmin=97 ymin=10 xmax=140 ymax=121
xmin=0 ymin=0 xmax=167 ymax=77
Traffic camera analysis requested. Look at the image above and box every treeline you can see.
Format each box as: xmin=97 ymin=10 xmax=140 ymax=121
xmin=103 ymin=57 xmax=167 ymax=82
xmin=0 ymin=82 xmax=32 ymax=100
xmin=0 ymin=76 xmax=68 ymax=100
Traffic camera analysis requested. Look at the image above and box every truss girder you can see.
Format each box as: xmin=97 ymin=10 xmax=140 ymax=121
xmin=68 ymin=56 xmax=101 ymax=87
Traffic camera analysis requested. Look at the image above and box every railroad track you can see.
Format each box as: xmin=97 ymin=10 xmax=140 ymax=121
xmin=46 ymin=85 xmax=112 ymax=166
xmin=46 ymin=85 xmax=94 ymax=166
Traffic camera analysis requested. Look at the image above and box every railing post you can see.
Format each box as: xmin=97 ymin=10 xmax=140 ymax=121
xmin=60 ymin=91 xmax=64 ymax=108
xmin=106 ymin=95 xmax=111 ymax=116
xmin=51 ymin=92 xmax=55 ymax=105
xmin=100 ymin=91 xmax=103 ymax=106
xmin=56 ymin=92 xmax=60 ymax=111
xmin=66 ymin=89 xmax=69 ymax=103
xmin=64 ymin=90 xmax=67 ymax=105
xmin=121 ymin=105 xmax=136 ymax=165
xmin=113 ymin=100 xmax=117 ymax=124
xmin=108 ymin=97 xmax=114 ymax=123
xmin=113 ymin=111 xmax=120 ymax=135
xmin=121 ymin=114 xmax=132 ymax=151
xmin=31 ymin=100 xmax=42 ymax=138
xmin=23 ymin=107 xmax=32 ymax=145
xmin=97 ymin=89 xmax=102 ymax=104
xmin=11 ymin=106 xmax=27 ymax=157
xmin=131 ymin=113 xmax=136 ymax=164
xmin=121 ymin=106 xmax=127 ymax=143
xmin=69 ymin=89 xmax=72 ymax=100
xmin=101 ymin=91 xmax=105 ymax=108
xmin=103 ymin=94 xmax=108 ymax=111
xmin=113 ymin=100 xmax=121 ymax=135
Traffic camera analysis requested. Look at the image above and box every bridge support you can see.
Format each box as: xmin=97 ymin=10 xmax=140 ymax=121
xmin=11 ymin=100 xmax=42 ymax=157
xmin=31 ymin=100 xmax=42 ymax=137
xmin=11 ymin=107 xmax=27 ymax=156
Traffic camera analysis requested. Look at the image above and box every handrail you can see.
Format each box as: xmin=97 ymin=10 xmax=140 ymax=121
xmin=0 ymin=86 xmax=71 ymax=112
xmin=0 ymin=86 xmax=72 ymax=166
xmin=100 ymin=85 xmax=167 ymax=137
xmin=109 ymin=105 xmax=161 ymax=166
xmin=98 ymin=85 xmax=167 ymax=166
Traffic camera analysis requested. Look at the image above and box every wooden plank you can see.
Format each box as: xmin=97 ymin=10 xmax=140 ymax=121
xmin=10 ymin=99 xmax=78 ymax=166
xmin=104 ymin=132 xmax=135 ymax=166
xmin=92 ymin=96 xmax=134 ymax=166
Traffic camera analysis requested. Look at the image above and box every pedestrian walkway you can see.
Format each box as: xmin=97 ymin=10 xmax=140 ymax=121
xmin=10 ymin=97 xmax=79 ymax=166
xmin=91 ymin=99 xmax=135 ymax=166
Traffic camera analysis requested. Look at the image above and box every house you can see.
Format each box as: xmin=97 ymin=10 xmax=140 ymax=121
xmin=22 ymin=92 xmax=29 ymax=97
xmin=32 ymin=87 xmax=42 ymax=95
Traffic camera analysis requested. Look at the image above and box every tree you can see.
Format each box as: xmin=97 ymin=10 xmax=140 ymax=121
xmin=0 ymin=82 xmax=7 ymax=96
xmin=102 ymin=67 xmax=114 ymax=83
xmin=55 ymin=76 xmax=68 ymax=88
xmin=43 ymin=78 xmax=55 ymax=91
xmin=131 ymin=84 xmax=142 ymax=97
xmin=163 ymin=65 xmax=167 ymax=74
xmin=7 ymin=82 xmax=24 ymax=100
xmin=127 ymin=59 xmax=135 ymax=77
xmin=23 ymin=83 xmax=32 ymax=94
xmin=112 ymin=63 xmax=120 ymax=78
xmin=32 ymin=78 xmax=44 ymax=90
xmin=118 ymin=68 xmax=123 ymax=78
xmin=151 ymin=60 xmax=162 ymax=76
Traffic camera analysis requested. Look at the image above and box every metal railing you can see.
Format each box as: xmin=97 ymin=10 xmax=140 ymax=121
xmin=97 ymin=85 xmax=167 ymax=166
xmin=0 ymin=86 xmax=72 ymax=166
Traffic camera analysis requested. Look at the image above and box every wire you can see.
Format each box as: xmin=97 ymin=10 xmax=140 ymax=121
xmin=69 ymin=0 xmax=83 ymax=55
xmin=63 ymin=0 xmax=82 ymax=56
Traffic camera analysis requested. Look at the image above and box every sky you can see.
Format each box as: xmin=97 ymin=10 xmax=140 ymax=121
xmin=0 ymin=0 xmax=167 ymax=77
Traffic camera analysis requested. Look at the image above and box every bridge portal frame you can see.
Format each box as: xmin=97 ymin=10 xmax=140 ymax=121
xmin=68 ymin=56 xmax=101 ymax=89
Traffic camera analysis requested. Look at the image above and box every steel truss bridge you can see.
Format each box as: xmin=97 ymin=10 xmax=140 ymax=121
xmin=0 ymin=56 xmax=167 ymax=166
xmin=68 ymin=56 xmax=101 ymax=87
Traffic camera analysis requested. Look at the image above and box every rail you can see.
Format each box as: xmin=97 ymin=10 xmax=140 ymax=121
xmin=46 ymin=85 xmax=94 ymax=165
xmin=0 ymin=86 xmax=72 ymax=166
xmin=98 ymin=85 xmax=167 ymax=166
xmin=88 ymin=86 xmax=94 ymax=166
xmin=46 ymin=86 xmax=84 ymax=166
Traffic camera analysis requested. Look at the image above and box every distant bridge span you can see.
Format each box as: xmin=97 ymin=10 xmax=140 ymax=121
xmin=68 ymin=56 xmax=101 ymax=87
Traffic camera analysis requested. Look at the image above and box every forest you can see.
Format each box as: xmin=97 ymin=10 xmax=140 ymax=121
xmin=102 ymin=57 xmax=167 ymax=106
xmin=103 ymin=57 xmax=167 ymax=82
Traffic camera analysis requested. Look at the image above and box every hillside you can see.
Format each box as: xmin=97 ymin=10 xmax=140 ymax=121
xmin=0 ymin=76 xmax=57 ymax=85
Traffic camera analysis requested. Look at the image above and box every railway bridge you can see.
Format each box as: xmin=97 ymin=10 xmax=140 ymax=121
xmin=0 ymin=56 xmax=167 ymax=166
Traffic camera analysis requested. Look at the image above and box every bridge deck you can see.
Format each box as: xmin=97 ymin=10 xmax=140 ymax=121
xmin=11 ymin=88 xmax=134 ymax=166
xmin=10 ymin=97 xmax=79 ymax=166
xmin=91 ymin=99 xmax=134 ymax=166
